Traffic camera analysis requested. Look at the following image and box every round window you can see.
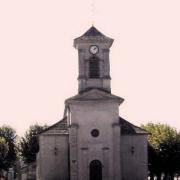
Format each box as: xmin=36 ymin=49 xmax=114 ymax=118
xmin=91 ymin=129 xmax=99 ymax=137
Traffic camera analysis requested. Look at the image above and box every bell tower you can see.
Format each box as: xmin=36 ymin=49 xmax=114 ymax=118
xmin=74 ymin=26 xmax=114 ymax=93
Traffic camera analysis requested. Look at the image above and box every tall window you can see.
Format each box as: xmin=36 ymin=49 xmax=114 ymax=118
xmin=89 ymin=58 xmax=100 ymax=78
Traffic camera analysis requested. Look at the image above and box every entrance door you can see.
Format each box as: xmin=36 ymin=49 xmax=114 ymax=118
xmin=90 ymin=160 xmax=102 ymax=180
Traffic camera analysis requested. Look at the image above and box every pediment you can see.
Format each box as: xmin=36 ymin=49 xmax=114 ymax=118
xmin=65 ymin=89 xmax=124 ymax=104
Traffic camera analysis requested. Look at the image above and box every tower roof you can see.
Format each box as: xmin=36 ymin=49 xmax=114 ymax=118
xmin=74 ymin=26 xmax=114 ymax=48
xmin=82 ymin=26 xmax=105 ymax=37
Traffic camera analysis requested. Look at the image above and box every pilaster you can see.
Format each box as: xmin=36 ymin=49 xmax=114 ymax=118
xmin=81 ymin=148 xmax=88 ymax=180
xmin=70 ymin=124 xmax=78 ymax=180
xmin=113 ymin=123 xmax=121 ymax=180
xmin=102 ymin=147 xmax=110 ymax=180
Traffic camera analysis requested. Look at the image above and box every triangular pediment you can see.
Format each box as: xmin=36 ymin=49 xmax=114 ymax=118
xmin=65 ymin=89 xmax=124 ymax=104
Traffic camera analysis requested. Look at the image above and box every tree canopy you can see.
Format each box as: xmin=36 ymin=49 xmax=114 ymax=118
xmin=0 ymin=137 xmax=9 ymax=168
xmin=142 ymin=122 xmax=177 ymax=148
xmin=142 ymin=122 xmax=180 ymax=180
xmin=19 ymin=124 xmax=47 ymax=164
xmin=0 ymin=125 xmax=17 ymax=170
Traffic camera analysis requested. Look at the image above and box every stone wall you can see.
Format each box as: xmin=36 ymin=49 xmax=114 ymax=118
xmin=37 ymin=134 xmax=69 ymax=180
xmin=77 ymin=42 xmax=111 ymax=93
xmin=68 ymin=98 xmax=120 ymax=180
xmin=121 ymin=135 xmax=148 ymax=180
xmin=18 ymin=162 xmax=36 ymax=180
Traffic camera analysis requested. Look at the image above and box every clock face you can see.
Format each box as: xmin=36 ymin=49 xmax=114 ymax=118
xmin=89 ymin=45 xmax=99 ymax=55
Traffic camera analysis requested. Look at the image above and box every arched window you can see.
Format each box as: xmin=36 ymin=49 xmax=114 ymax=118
xmin=89 ymin=58 xmax=100 ymax=78
xmin=90 ymin=160 xmax=102 ymax=180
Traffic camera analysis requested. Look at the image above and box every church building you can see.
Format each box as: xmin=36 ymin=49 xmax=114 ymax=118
xmin=36 ymin=26 xmax=148 ymax=180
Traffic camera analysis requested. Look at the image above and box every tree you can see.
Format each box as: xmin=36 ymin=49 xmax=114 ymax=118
xmin=19 ymin=124 xmax=47 ymax=164
xmin=0 ymin=125 xmax=17 ymax=170
xmin=142 ymin=123 xmax=178 ymax=180
xmin=159 ymin=135 xmax=180 ymax=180
xmin=148 ymin=144 xmax=162 ymax=180
xmin=142 ymin=122 xmax=177 ymax=149
xmin=0 ymin=137 xmax=9 ymax=178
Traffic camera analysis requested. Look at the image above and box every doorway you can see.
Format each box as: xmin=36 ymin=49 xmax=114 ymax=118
xmin=90 ymin=160 xmax=102 ymax=180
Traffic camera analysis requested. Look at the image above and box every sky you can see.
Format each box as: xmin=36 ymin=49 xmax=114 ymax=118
xmin=0 ymin=0 xmax=180 ymax=136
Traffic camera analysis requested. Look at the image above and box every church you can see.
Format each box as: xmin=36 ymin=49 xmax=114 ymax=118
xmin=36 ymin=26 xmax=148 ymax=180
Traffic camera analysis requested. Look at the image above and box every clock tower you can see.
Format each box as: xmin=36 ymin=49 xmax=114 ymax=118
xmin=74 ymin=26 xmax=113 ymax=93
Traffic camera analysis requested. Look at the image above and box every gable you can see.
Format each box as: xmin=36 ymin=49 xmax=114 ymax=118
xmin=65 ymin=89 xmax=124 ymax=104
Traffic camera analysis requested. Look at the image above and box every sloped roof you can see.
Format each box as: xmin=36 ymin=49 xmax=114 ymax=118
xmin=38 ymin=111 xmax=147 ymax=136
xmin=65 ymin=89 xmax=124 ymax=104
xmin=39 ymin=117 xmax=68 ymax=135
xmin=83 ymin=26 xmax=105 ymax=37
xmin=74 ymin=26 xmax=114 ymax=48
xmin=119 ymin=117 xmax=149 ymax=135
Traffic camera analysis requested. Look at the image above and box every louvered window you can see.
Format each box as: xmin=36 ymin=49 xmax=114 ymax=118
xmin=89 ymin=59 xmax=100 ymax=78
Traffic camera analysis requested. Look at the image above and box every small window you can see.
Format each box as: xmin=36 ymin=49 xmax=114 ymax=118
xmin=89 ymin=59 xmax=100 ymax=78
xmin=91 ymin=129 xmax=100 ymax=137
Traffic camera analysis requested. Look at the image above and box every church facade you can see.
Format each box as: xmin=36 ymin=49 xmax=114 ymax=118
xmin=36 ymin=26 xmax=148 ymax=180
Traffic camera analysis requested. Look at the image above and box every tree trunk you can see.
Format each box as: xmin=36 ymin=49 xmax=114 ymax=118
xmin=150 ymin=174 xmax=154 ymax=180
xmin=0 ymin=170 xmax=5 ymax=179
xmin=169 ymin=173 xmax=174 ymax=180
xmin=163 ymin=172 xmax=174 ymax=180
xmin=157 ymin=173 xmax=161 ymax=180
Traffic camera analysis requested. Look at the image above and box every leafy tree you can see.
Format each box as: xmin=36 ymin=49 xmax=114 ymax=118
xmin=142 ymin=122 xmax=177 ymax=148
xmin=148 ymin=144 xmax=162 ymax=180
xmin=159 ymin=135 xmax=180 ymax=180
xmin=142 ymin=123 xmax=178 ymax=180
xmin=0 ymin=125 xmax=17 ymax=170
xmin=19 ymin=124 xmax=47 ymax=164
xmin=0 ymin=137 xmax=9 ymax=178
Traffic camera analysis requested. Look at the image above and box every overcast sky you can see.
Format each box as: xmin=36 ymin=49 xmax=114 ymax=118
xmin=0 ymin=0 xmax=180 ymax=136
